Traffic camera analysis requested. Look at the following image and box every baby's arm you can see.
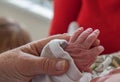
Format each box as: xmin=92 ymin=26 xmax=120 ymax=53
xmin=65 ymin=27 xmax=104 ymax=72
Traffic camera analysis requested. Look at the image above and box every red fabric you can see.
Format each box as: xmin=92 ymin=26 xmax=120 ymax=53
xmin=49 ymin=0 xmax=120 ymax=54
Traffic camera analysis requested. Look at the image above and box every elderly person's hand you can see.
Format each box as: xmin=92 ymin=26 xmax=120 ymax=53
xmin=0 ymin=34 xmax=70 ymax=82
xmin=65 ymin=27 xmax=104 ymax=72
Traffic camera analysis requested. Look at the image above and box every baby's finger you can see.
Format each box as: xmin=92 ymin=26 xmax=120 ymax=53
xmin=76 ymin=28 xmax=93 ymax=44
xmin=82 ymin=29 xmax=100 ymax=49
xmin=88 ymin=46 xmax=104 ymax=57
xmin=91 ymin=39 xmax=100 ymax=48
xmin=69 ymin=27 xmax=84 ymax=43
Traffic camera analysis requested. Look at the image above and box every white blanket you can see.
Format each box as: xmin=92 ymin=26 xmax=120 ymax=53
xmin=32 ymin=39 xmax=92 ymax=82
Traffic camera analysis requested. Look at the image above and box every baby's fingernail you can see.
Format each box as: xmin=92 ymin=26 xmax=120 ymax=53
xmin=98 ymin=46 xmax=104 ymax=51
xmin=80 ymin=27 xmax=84 ymax=30
xmin=56 ymin=60 xmax=66 ymax=71
xmin=77 ymin=27 xmax=84 ymax=31
xmin=87 ymin=28 xmax=93 ymax=32
xmin=94 ymin=29 xmax=100 ymax=34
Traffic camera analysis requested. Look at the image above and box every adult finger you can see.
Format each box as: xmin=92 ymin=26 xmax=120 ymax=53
xmin=16 ymin=53 xmax=69 ymax=76
xmin=20 ymin=34 xmax=70 ymax=56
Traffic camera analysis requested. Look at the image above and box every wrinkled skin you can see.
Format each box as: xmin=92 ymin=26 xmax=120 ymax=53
xmin=65 ymin=27 xmax=104 ymax=72
xmin=0 ymin=34 xmax=70 ymax=82
xmin=0 ymin=26 xmax=106 ymax=82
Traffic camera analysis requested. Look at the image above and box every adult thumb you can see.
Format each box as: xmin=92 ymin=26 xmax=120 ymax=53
xmin=18 ymin=55 xmax=69 ymax=76
xmin=37 ymin=57 xmax=69 ymax=75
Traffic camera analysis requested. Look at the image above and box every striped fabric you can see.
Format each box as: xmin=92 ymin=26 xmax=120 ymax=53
xmin=91 ymin=51 xmax=120 ymax=77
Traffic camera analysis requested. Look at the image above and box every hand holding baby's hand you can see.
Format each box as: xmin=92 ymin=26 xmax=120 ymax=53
xmin=65 ymin=27 xmax=104 ymax=72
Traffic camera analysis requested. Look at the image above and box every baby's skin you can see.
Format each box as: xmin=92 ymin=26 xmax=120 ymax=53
xmin=65 ymin=27 xmax=104 ymax=72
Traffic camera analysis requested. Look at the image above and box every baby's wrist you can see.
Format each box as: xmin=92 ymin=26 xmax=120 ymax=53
xmin=79 ymin=67 xmax=92 ymax=73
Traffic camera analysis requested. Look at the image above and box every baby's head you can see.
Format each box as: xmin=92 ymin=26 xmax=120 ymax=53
xmin=0 ymin=17 xmax=31 ymax=53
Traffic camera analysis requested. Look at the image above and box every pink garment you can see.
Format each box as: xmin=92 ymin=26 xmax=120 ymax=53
xmin=91 ymin=67 xmax=120 ymax=82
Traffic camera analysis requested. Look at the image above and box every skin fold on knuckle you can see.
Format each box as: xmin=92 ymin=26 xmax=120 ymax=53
xmin=40 ymin=57 xmax=57 ymax=75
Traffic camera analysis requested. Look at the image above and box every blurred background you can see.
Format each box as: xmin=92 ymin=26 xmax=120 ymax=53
xmin=0 ymin=0 xmax=53 ymax=40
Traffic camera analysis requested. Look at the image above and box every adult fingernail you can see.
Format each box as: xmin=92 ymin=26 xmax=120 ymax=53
xmin=56 ymin=60 xmax=66 ymax=71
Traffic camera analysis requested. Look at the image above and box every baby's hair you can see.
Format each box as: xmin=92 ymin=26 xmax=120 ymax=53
xmin=0 ymin=17 xmax=31 ymax=53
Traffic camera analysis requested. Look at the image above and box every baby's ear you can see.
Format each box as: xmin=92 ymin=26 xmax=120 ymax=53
xmin=67 ymin=21 xmax=79 ymax=35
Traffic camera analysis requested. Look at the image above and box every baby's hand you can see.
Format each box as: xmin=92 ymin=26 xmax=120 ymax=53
xmin=65 ymin=27 xmax=104 ymax=72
